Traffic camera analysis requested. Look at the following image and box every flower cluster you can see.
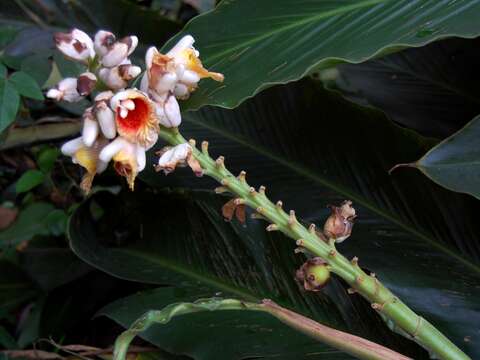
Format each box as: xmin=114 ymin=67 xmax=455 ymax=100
xmin=49 ymin=29 xmax=223 ymax=192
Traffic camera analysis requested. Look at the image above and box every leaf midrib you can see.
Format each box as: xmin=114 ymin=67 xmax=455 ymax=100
xmin=115 ymin=248 xmax=260 ymax=302
xmin=184 ymin=115 xmax=480 ymax=275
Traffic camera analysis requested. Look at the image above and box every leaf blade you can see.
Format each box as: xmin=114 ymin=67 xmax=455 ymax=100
xmin=414 ymin=115 xmax=480 ymax=199
xmin=163 ymin=0 xmax=480 ymax=110
xmin=0 ymin=78 xmax=20 ymax=133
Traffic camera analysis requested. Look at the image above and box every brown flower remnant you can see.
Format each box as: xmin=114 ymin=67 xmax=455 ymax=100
xmin=323 ymin=200 xmax=356 ymax=243
xmin=221 ymin=199 xmax=246 ymax=224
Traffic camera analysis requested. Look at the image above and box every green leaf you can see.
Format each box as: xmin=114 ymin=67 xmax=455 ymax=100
xmin=108 ymin=296 xmax=401 ymax=360
xmin=0 ymin=202 xmax=55 ymax=248
xmin=18 ymin=248 xmax=92 ymax=292
xmin=0 ymin=261 xmax=38 ymax=315
xmin=21 ymin=53 xmax=52 ymax=89
xmin=70 ymin=191 xmax=427 ymax=359
xmin=409 ymin=115 xmax=480 ymax=199
xmin=333 ymin=37 xmax=480 ymax=138
xmin=37 ymin=147 xmax=60 ymax=173
xmin=0 ymin=26 xmax=19 ymax=50
xmin=139 ymin=80 xmax=479 ymax=356
xmin=0 ymin=78 xmax=20 ymax=133
xmin=105 ymin=294 xmax=354 ymax=360
xmin=0 ymin=326 xmax=17 ymax=349
xmin=9 ymin=71 xmax=44 ymax=100
xmin=15 ymin=169 xmax=45 ymax=193
xmin=0 ymin=63 xmax=6 ymax=78
xmin=164 ymin=0 xmax=480 ymax=110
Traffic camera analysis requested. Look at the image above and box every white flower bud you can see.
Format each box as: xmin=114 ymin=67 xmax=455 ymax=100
xmin=54 ymin=29 xmax=94 ymax=63
xmin=94 ymin=30 xmax=116 ymax=57
xmin=61 ymin=136 xmax=84 ymax=156
xmin=77 ymin=72 xmax=97 ymax=96
xmin=118 ymin=64 xmax=141 ymax=80
xmin=46 ymin=88 xmax=62 ymax=101
xmin=136 ymin=146 xmax=146 ymax=171
xmin=94 ymin=102 xmax=116 ymax=139
xmin=173 ymin=83 xmax=189 ymax=99
xmin=94 ymin=91 xmax=114 ymax=103
xmin=154 ymin=72 xmax=177 ymax=94
xmin=101 ymin=42 xmax=129 ymax=67
xmin=99 ymin=137 xmax=129 ymax=163
xmin=82 ymin=109 xmax=99 ymax=147
xmin=166 ymin=35 xmax=195 ymax=57
xmin=156 ymin=94 xmax=181 ymax=128
xmin=47 ymin=78 xmax=82 ymax=102
xmin=157 ymin=143 xmax=191 ymax=174
xmin=179 ymin=70 xmax=200 ymax=85
xmin=98 ymin=67 xmax=127 ymax=90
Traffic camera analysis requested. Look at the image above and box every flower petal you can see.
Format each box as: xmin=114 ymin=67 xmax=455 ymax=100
xmin=61 ymin=136 xmax=84 ymax=156
xmin=95 ymin=102 xmax=116 ymax=139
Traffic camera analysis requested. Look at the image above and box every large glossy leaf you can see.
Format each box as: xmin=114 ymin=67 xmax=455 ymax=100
xmin=69 ymin=191 xmax=424 ymax=359
xmin=0 ymin=261 xmax=37 ymax=315
xmin=101 ymin=288 xmax=356 ymax=360
xmin=333 ymin=37 xmax=480 ymax=137
xmin=137 ymin=79 xmax=479 ymax=356
xmin=162 ymin=0 xmax=480 ymax=110
xmin=405 ymin=115 xmax=480 ymax=200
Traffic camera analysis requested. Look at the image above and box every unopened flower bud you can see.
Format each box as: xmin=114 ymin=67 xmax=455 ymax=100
xmin=98 ymin=64 xmax=141 ymax=91
xmin=99 ymin=35 xmax=138 ymax=68
xmin=47 ymin=78 xmax=82 ymax=102
xmin=61 ymin=136 xmax=84 ymax=156
xmin=94 ymin=101 xmax=116 ymax=139
xmin=54 ymin=29 xmax=94 ymax=63
xmin=323 ymin=200 xmax=356 ymax=243
xmin=82 ymin=107 xmax=99 ymax=147
xmin=77 ymin=72 xmax=97 ymax=96
xmin=94 ymin=30 xmax=116 ymax=57
xmin=154 ymin=94 xmax=181 ymax=128
xmin=155 ymin=143 xmax=202 ymax=176
xmin=296 ymin=258 xmax=330 ymax=291
xmin=173 ymin=83 xmax=189 ymax=99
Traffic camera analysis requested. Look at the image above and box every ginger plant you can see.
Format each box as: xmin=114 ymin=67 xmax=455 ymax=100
xmin=49 ymin=28 xmax=471 ymax=360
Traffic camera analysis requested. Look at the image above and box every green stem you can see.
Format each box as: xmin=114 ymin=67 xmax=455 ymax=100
xmin=158 ymin=127 xmax=471 ymax=360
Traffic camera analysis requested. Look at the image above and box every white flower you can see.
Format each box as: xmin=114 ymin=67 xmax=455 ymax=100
xmin=46 ymin=78 xmax=82 ymax=102
xmin=61 ymin=136 xmax=109 ymax=193
xmin=143 ymin=35 xmax=223 ymax=100
xmin=110 ymin=89 xmax=159 ymax=148
xmin=155 ymin=143 xmax=202 ymax=176
xmin=54 ymin=29 xmax=94 ymax=63
xmin=99 ymin=136 xmax=145 ymax=190
xmin=94 ymin=30 xmax=138 ymax=68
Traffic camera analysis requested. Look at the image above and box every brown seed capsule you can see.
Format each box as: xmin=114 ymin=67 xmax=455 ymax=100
xmin=323 ymin=200 xmax=356 ymax=243
xmin=296 ymin=258 xmax=330 ymax=291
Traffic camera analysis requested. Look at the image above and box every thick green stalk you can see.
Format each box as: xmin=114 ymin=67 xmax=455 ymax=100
xmin=158 ymin=128 xmax=470 ymax=360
